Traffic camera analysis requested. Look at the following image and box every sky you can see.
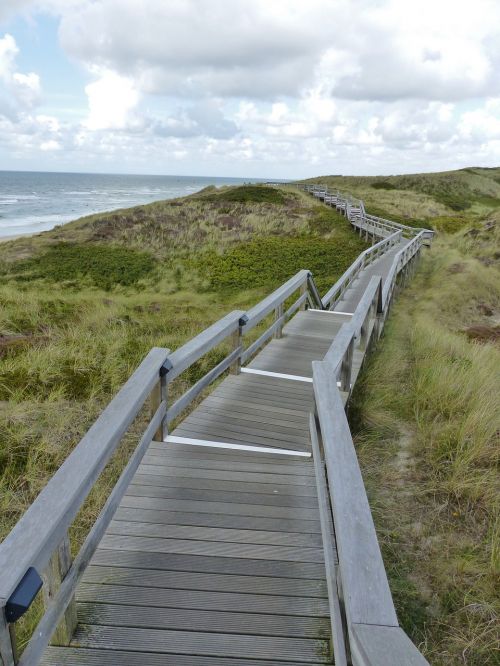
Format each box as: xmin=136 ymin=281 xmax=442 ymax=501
xmin=0 ymin=0 xmax=500 ymax=178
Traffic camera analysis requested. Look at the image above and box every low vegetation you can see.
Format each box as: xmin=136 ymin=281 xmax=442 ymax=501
xmin=351 ymin=214 xmax=500 ymax=665
xmin=301 ymin=166 xmax=500 ymax=231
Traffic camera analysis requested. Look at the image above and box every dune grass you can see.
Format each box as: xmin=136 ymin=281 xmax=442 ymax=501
xmin=301 ymin=167 xmax=500 ymax=231
xmin=351 ymin=221 xmax=500 ymax=665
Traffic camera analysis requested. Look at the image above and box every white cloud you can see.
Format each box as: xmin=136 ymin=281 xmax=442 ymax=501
xmin=84 ymin=70 xmax=139 ymax=130
xmin=40 ymin=138 xmax=61 ymax=150
xmin=0 ymin=33 xmax=41 ymax=108
xmin=2 ymin=1 xmax=500 ymax=176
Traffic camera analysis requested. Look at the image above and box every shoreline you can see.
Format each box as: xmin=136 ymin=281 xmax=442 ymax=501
xmin=0 ymin=232 xmax=35 ymax=243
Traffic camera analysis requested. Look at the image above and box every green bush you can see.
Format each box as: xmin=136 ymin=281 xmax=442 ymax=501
xmin=371 ymin=181 xmax=398 ymax=190
xmin=8 ymin=244 xmax=156 ymax=291
xmin=200 ymin=185 xmax=287 ymax=205
xmin=308 ymin=206 xmax=347 ymax=234
xmin=192 ymin=235 xmax=365 ymax=294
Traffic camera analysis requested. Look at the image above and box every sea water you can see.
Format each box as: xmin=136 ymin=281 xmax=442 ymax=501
xmin=0 ymin=171 xmax=271 ymax=238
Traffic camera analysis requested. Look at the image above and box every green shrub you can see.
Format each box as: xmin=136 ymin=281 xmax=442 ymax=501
xmin=8 ymin=244 xmax=156 ymax=290
xmin=371 ymin=181 xmax=398 ymax=190
xmin=192 ymin=235 xmax=365 ymax=294
xmin=200 ymin=185 xmax=287 ymax=205
xmin=308 ymin=206 xmax=347 ymax=234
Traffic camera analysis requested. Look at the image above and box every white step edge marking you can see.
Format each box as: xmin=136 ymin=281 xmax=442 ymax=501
xmin=164 ymin=435 xmax=311 ymax=458
xmin=241 ymin=367 xmax=313 ymax=383
xmin=308 ymin=309 xmax=353 ymax=316
xmin=241 ymin=366 xmax=343 ymax=388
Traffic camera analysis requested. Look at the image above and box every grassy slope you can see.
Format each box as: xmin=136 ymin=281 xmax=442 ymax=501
xmin=351 ymin=216 xmax=500 ymax=664
xmin=300 ymin=166 xmax=500 ymax=231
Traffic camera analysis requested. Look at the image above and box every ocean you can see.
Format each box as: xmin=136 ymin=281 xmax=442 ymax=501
xmin=0 ymin=171 xmax=273 ymax=238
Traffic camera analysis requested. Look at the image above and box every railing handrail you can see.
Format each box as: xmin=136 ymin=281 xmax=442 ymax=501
xmin=166 ymin=310 xmax=246 ymax=381
xmin=244 ymin=269 xmax=310 ymax=330
xmin=321 ymin=231 xmax=401 ymax=309
xmin=0 ymin=346 xmax=170 ymax=604
xmin=296 ymin=182 xmax=434 ymax=239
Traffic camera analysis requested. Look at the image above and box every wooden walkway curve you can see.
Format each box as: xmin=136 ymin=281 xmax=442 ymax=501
xmin=0 ymin=185 xmax=433 ymax=666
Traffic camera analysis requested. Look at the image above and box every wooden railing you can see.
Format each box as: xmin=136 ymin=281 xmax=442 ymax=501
xmin=306 ymin=202 xmax=431 ymax=664
xmin=297 ymin=183 xmax=434 ymax=242
xmin=0 ymin=268 xmax=324 ymax=665
xmin=0 ymin=183 xmax=432 ymax=666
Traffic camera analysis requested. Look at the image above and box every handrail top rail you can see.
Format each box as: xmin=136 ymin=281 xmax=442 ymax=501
xmin=244 ymin=269 xmax=310 ymax=330
xmin=321 ymin=231 xmax=400 ymax=308
xmin=381 ymin=230 xmax=426 ymax=307
xmin=323 ymin=275 xmax=382 ymax=371
xmin=166 ymin=310 xmax=246 ymax=381
xmin=0 ymin=346 xmax=170 ymax=604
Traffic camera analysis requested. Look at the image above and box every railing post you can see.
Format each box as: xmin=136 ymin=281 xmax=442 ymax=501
xmin=299 ymin=280 xmax=307 ymax=311
xmin=274 ymin=302 xmax=284 ymax=339
xmin=359 ymin=312 xmax=370 ymax=351
xmin=230 ymin=317 xmax=246 ymax=375
xmin=151 ymin=365 xmax=168 ymax=441
xmin=0 ymin=610 xmax=16 ymax=666
xmin=41 ymin=533 xmax=77 ymax=646
xmin=340 ymin=338 xmax=354 ymax=392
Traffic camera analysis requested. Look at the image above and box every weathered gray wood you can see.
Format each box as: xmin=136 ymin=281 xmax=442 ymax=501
xmin=274 ymin=302 xmax=284 ymax=339
xmin=312 ymin=361 xmax=398 ymax=627
xmin=41 ymin=646 xmax=325 ymax=666
xmin=321 ymin=232 xmax=400 ymax=309
xmin=245 ymin=270 xmax=309 ymax=330
xmin=151 ymin=368 xmax=167 ymax=442
xmin=77 ymin=583 xmax=329 ymax=617
xmin=351 ymin=624 xmax=429 ymax=666
xmin=167 ymin=346 xmax=241 ymax=423
xmin=0 ymin=610 xmax=15 ymax=666
xmin=82 ymin=566 xmax=327 ymax=598
xmin=76 ymin=601 xmax=330 ymax=638
xmin=167 ymin=311 xmax=244 ymax=381
xmin=71 ymin=624 xmax=331 ymax=663
xmin=41 ymin=533 xmax=77 ymax=646
xmin=106 ymin=519 xmax=322 ymax=547
xmin=241 ymin=317 xmax=286 ymax=364
xmin=18 ymin=400 xmax=167 ymax=666
xmin=307 ymin=273 xmax=324 ymax=309
xmin=114 ymin=506 xmax=322 ymax=534
xmin=0 ymin=346 xmax=170 ymax=606
xmin=91 ymin=548 xmax=326 ymax=579
xmin=310 ymin=414 xmax=348 ymax=666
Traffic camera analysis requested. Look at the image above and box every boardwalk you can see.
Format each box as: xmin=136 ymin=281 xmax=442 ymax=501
xmin=40 ymin=241 xmax=407 ymax=664
xmin=0 ymin=185 xmax=431 ymax=666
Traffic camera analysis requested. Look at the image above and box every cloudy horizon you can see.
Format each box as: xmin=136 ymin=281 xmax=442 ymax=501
xmin=1 ymin=0 xmax=500 ymax=178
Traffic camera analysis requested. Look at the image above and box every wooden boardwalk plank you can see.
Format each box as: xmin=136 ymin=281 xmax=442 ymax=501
xmin=114 ymin=504 xmax=322 ymax=533
xmin=90 ymin=549 xmax=328 ymax=580
xmin=75 ymin=601 xmax=331 ymax=638
xmin=130 ymin=472 xmax=319 ymax=496
xmin=105 ymin=520 xmax=324 ymax=547
xmin=124 ymin=484 xmax=319 ymax=508
xmin=76 ymin=583 xmax=329 ymax=616
xmin=82 ymin=566 xmax=328 ymax=597
xmin=42 ymin=647 xmax=326 ymax=666
xmin=98 ymin=534 xmax=325 ymax=562
xmin=70 ymin=625 xmax=331 ymax=663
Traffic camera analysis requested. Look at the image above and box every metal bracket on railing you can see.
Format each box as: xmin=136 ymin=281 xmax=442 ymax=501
xmin=5 ymin=567 xmax=42 ymax=623
xmin=160 ymin=358 xmax=173 ymax=377
xmin=238 ymin=315 xmax=249 ymax=327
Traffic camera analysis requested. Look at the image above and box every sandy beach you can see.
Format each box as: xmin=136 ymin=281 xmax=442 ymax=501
xmin=0 ymin=233 xmax=34 ymax=243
